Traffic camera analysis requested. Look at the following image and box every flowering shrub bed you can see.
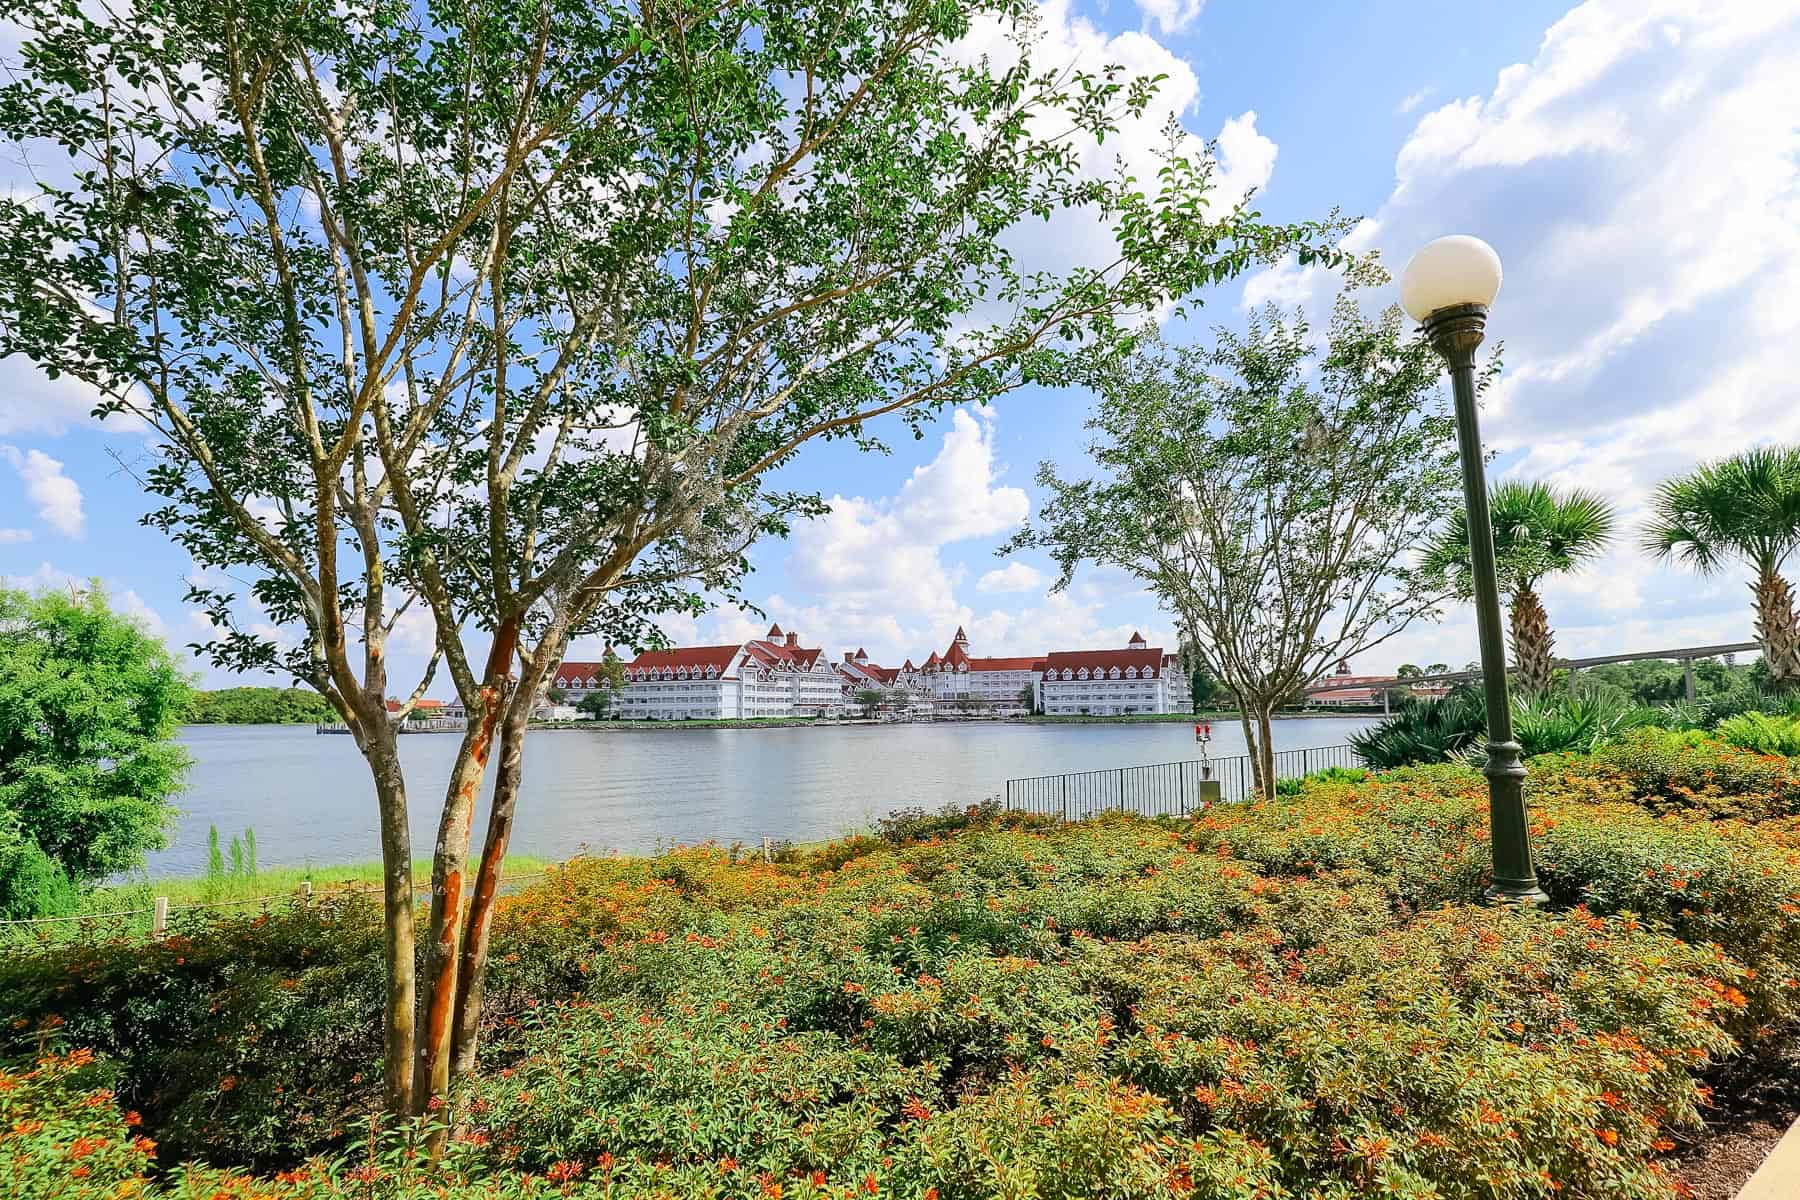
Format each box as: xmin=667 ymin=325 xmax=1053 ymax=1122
xmin=4 ymin=732 xmax=1800 ymax=1199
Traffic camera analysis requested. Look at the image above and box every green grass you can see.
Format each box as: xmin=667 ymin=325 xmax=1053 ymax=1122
xmin=99 ymin=854 xmax=552 ymax=906
xmin=0 ymin=855 xmax=551 ymax=948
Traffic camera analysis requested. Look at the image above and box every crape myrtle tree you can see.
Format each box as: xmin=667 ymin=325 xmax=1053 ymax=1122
xmin=0 ymin=0 xmax=1349 ymax=1114
xmin=1419 ymin=480 xmax=1616 ymax=698
xmin=1007 ymin=299 xmax=1465 ymax=798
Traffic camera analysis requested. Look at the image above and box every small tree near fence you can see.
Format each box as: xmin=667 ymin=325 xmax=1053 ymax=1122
xmin=1007 ymin=299 xmax=1465 ymax=798
xmin=0 ymin=0 xmax=1350 ymax=1119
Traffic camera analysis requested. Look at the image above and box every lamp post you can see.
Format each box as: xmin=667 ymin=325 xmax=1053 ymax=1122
xmin=1401 ymin=235 xmax=1547 ymax=905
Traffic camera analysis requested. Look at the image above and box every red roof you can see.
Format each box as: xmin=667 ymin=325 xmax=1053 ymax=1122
xmin=555 ymin=661 xmax=610 ymax=682
xmin=767 ymin=623 xmax=783 ymax=637
xmin=386 ymin=698 xmax=446 ymax=712
xmin=1042 ymin=647 xmax=1168 ymax=675
xmin=967 ymin=656 xmax=1044 ymax=672
xmin=620 ymin=645 xmax=741 ymax=676
xmin=742 ymin=634 xmax=823 ymax=671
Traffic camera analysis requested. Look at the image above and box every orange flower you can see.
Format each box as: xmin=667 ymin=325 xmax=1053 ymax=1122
xmin=1597 ymin=1129 xmax=1619 ymax=1146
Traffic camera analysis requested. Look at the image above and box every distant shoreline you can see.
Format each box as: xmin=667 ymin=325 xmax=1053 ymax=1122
xmin=528 ymin=711 xmax=1379 ymax=732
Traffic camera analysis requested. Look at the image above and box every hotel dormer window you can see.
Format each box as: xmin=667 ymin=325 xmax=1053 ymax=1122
xmin=1109 ymin=666 xmax=1121 ymax=679
xmin=1077 ymin=667 xmax=1089 ymax=680
xmin=1125 ymin=667 xmax=1137 ymax=679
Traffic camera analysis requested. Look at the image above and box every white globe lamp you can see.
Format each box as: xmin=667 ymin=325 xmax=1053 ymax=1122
xmin=1399 ymin=235 xmax=1503 ymax=322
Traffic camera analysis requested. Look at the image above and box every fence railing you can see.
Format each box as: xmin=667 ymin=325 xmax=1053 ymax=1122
xmin=1003 ymin=744 xmax=1362 ymax=821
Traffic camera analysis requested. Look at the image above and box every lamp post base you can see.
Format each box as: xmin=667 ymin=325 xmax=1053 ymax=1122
xmin=1483 ymin=881 xmax=1550 ymax=906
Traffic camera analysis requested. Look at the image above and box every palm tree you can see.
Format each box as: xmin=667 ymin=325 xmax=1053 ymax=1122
xmin=1422 ymin=480 xmax=1617 ymax=697
xmin=1644 ymin=446 xmax=1800 ymax=688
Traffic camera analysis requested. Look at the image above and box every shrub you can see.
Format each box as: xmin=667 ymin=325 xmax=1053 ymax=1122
xmin=877 ymin=798 xmax=1056 ymax=844
xmin=1274 ymin=764 xmax=1370 ymax=796
xmin=1715 ymin=711 xmax=1800 ymax=755
xmin=1577 ymin=727 xmax=1800 ymax=821
xmin=1348 ymin=688 xmax=1485 ymax=768
xmin=0 ymin=897 xmax=387 ymax=1169
xmin=0 ymin=1049 xmax=154 ymax=1200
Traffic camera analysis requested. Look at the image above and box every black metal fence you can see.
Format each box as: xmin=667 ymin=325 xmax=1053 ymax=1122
xmin=1003 ymin=744 xmax=1362 ymax=821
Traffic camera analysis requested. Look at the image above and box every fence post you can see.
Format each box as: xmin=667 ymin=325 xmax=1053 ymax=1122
xmin=1118 ymin=767 xmax=1125 ymax=813
xmin=300 ymin=880 xmax=313 ymax=906
xmin=1061 ymin=774 xmax=1069 ymax=824
xmin=1178 ymin=760 xmax=1187 ymax=813
xmin=761 ymin=836 xmax=772 ymax=864
xmin=152 ymin=896 xmax=168 ymax=940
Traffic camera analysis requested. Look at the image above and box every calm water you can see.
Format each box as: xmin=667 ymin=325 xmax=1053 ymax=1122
xmin=145 ymin=718 xmax=1379 ymax=876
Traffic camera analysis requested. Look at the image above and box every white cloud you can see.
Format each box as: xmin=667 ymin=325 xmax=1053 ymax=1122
xmin=1 ymin=444 xmax=85 ymax=537
xmin=1233 ymin=0 xmax=1800 ymax=670
xmin=0 ymin=356 xmax=144 ymax=437
xmin=781 ymin=407 xmax=1027 ymax=634
xmin=703 ymin=408 xmax=1180 ymax=665
xmin=1397 ymin=87 xmax=1435 ymax=115
xmin=0 ymin=528 xmax=30 ymax=544
xmin=978 ymin=561 xmax=1046 ymax=593
xmin=1135 ymin=0 xmax=1204 ymax=38
xmin=950 ymin=2 xmax=1275 ymax=329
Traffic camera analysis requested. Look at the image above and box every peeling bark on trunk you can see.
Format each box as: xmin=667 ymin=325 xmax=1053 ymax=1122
xmin=1755 ymin=571 xmax=1800 ymax=689
xmin=448 ymin=699 xmax=529 ymax=1078
xmin=361 ymin=722 xmax=416 ymax=1116
xmin=1509 ymin=581 xmax=1555 ymax=698
xmin=413 ymin=624 xmax=517 ymax=1111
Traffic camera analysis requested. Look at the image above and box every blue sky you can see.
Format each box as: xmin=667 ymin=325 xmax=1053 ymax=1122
xmin=4 ymin=0 xmax=1798 ymax=693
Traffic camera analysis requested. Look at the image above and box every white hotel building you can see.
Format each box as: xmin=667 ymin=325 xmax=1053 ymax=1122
xmin=554 ymin=625 xmax=843 ymax=720
xmin=1036 ymin=632 xmax=1189 ymax=716
xmin=919 ymin=627 xmax=1044 ymax=714
xmin=554 ymin=627 xmax=1190 ymax=721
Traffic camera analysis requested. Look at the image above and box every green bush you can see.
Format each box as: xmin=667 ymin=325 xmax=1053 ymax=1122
xmin=1574 ymin=727 xmax=1800 ymax=820
xmin=0 ymin=898 xmax=387 ymax=1169
xmin=1715 ymin=711 xmax=1800 ymax=755
xmin=1353 ymin=689 xmax=1659 ymax=769
xmin=1274 ymin=763 xmax=1370 ymax=796
xmin=1348 ymin=688 xmax=1485 ymax=767
xmin=876 ymin=798 xmax=1056 ymax=844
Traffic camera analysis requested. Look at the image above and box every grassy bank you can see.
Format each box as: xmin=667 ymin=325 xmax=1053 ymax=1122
xmin=96 ymin=854 xmax=553 ymax=907
xmin=0 ymin=856 xmax=552 ymax=948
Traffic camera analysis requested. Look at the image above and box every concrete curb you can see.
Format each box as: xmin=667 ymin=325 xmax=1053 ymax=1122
xmin=1735 ymin=1115 xmax=1800 ymax=1200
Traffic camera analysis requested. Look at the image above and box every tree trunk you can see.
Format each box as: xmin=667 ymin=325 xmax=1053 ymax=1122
xmin=1754 ymin=570 xmax=1800 ymax=688
xmin=362 ymin=722 xmax=417 ymax=1116
xmin=413 ymin=626 xmax=517 ymax=1111
xmin=1254 ymin=704 xmax=1277 ymax=801
xmin=1234 ymin=693 xmax=1263 ymax=799
xmin=449 ymin=697 xmax=530 ymax=1078
xmin=1509 ymin=581 xmax=1555 ymax=698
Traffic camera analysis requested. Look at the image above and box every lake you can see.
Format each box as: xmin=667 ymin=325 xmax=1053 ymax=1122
xmin=145 ymin=717 xmax=1380 ymax=876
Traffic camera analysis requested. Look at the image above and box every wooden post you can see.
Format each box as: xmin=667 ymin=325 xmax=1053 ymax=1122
xmin=1684 ymin=657 xmax=1697 ymax=702
xmin=761 ymin=836 xmax=772 ymax=864
xmin=152 ymin=896 xmax=168 ymax=940
xmin=300 ymin=880 xmax=313 ymax=906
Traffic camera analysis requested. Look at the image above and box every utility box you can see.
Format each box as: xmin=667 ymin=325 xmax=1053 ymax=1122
xmin=1197 ymin=779 xmax=1222 ymax=810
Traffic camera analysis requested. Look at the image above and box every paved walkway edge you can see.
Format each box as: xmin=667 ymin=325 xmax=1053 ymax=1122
xmin=1735 ymin=1115 xmax=1800 ymax=1200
